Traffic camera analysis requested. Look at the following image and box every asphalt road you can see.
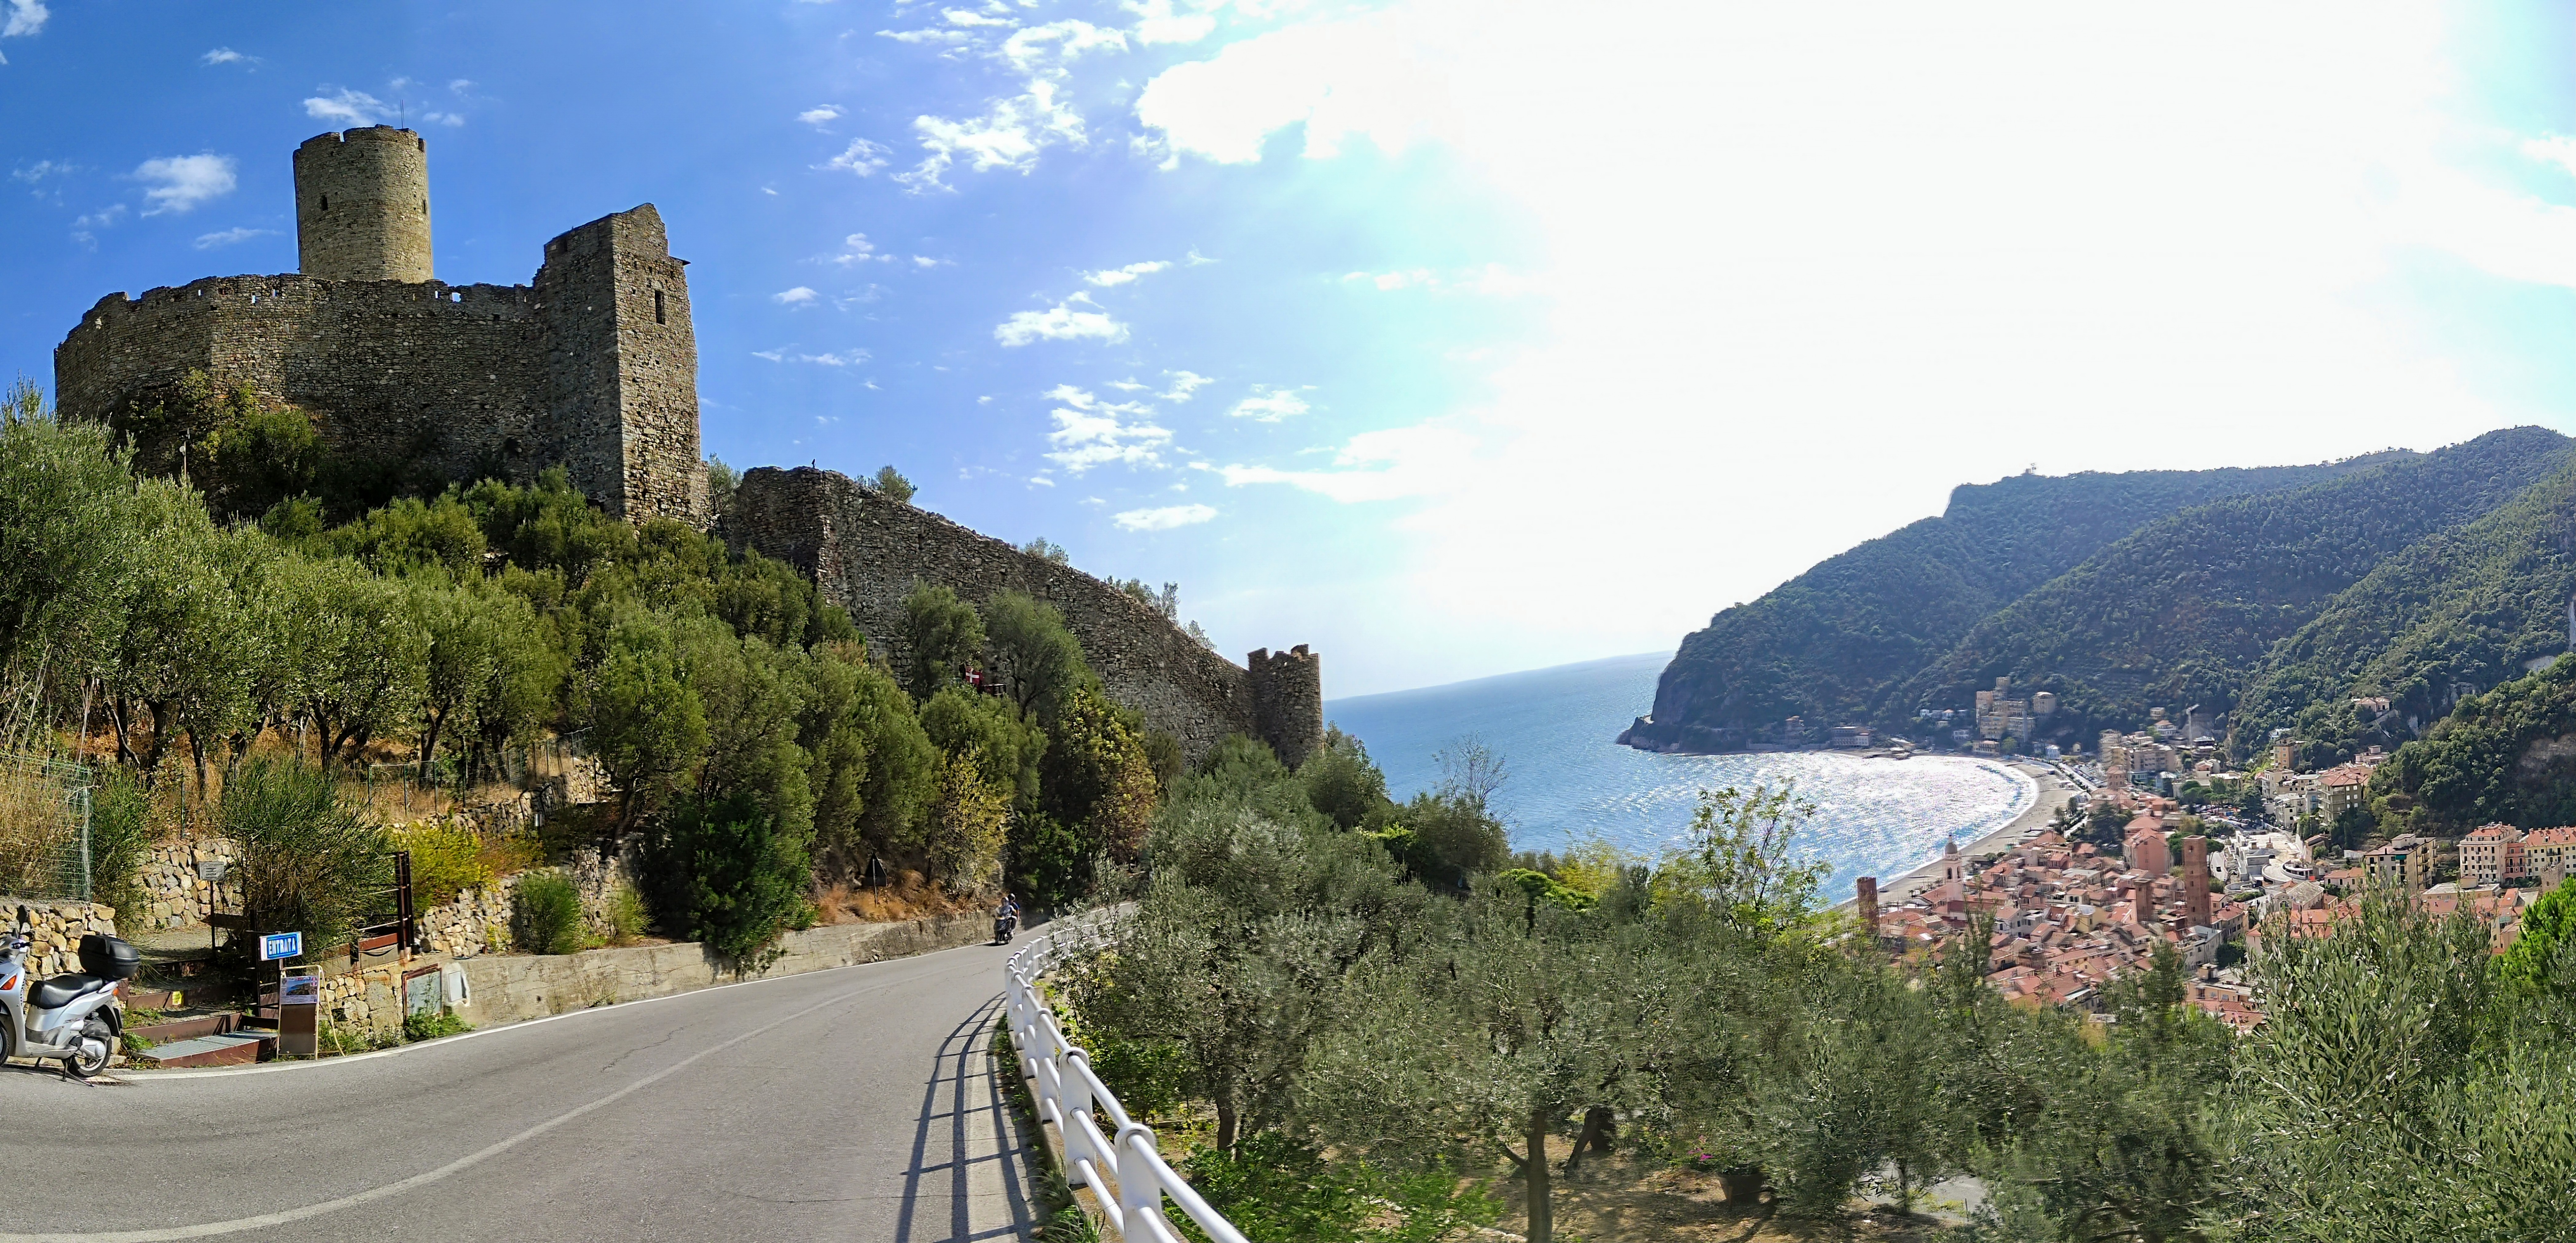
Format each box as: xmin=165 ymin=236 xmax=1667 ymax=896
xmin=0 ymin=941 xmax=1039 ymax=1243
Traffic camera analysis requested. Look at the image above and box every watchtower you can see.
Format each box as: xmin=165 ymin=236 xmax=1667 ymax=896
xmin=294 ymin=127 xmax=433 ymax=282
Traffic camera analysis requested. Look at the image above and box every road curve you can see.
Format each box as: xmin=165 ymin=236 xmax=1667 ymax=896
xmin=0 ymin=941 xmax=1039 ymax=1243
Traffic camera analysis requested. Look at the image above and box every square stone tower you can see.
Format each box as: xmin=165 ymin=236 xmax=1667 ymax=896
xmin=534 ymin=205 xmax=707 ymax=523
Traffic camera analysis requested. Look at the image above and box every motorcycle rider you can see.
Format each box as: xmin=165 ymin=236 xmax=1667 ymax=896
xmin=994 ymin=893 xmax=1021 ymax=943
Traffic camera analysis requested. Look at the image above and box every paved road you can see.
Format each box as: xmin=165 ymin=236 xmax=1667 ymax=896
xmin=0 ymin=941 xmax=1038 ymax=1243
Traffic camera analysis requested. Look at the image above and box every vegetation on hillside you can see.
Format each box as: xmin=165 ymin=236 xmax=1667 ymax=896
xmin=0 ymin=378 xmax=1174 ymax=962
xmin=1639 ymin=457 xmax=2391 ymax=749
xmin=2366 ymin=655 xmax=2576 ymax=832
xmin=1897 ymin=427 xmax=2573 ymax=745
xmin=2234 ymin=457 xmax=2576 ymax=768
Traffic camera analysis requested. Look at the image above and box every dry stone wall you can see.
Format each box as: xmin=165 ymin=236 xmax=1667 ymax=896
xmin=727 ymin=465 xmax=1324 ymax=764
xmin=135 ymin=838 xmax=242 ymax=932
xmin=0 ymin=900 xmax=119 ymax=980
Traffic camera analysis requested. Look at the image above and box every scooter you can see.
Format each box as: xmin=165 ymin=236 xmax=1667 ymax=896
xmin=993 ymin=911 xmax=1017 ymax=945
xmin=1 ymin=906 xmax=136 ymax=1078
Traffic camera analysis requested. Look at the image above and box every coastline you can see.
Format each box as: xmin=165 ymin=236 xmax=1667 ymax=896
xmin=1838 ymin=760 xmax=2073 ymax=910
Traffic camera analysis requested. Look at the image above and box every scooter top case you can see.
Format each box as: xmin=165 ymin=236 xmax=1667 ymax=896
xmin=77 ymin=933 xmax=140 ymax=981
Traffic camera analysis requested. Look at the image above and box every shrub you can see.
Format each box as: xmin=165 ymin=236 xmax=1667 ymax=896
xmin=396 ymin=820 xmax=491 ymax=909
xmin=86 ymin=765 xmax=156 ymax=921
xmin=510 ymin=870 xmax=592 ymax=955
xmin=403 ymin=1009 xmax=469 ymax=1041
xmin=603 ymin=881 xmax=649 ymax=944
xmin=221 ymin=757 xmax=393 ymax=949
xmin=640 ymin=792 xmax=814 ymax=967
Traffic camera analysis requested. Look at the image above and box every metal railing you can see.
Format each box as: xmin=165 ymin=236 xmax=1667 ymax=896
xmin=1004 ymin=925 xmax=1249 ymax=1243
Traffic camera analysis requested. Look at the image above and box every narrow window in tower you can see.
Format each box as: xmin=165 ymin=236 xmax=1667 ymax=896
xmin=654 ymin=290 xmax=666 ymax=324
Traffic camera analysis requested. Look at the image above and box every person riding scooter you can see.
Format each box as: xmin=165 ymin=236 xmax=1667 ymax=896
xmin=993 ymin=894 xmax=1021 ymax=945
xmin=1 ymin=905 xmax=136 ymax=1077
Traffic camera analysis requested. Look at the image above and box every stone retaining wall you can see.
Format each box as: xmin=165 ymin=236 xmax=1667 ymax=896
xmin=0 ymin=899 xmax=120 ymax=980
xmin=136 ymin=838 xmax=241 ymax=932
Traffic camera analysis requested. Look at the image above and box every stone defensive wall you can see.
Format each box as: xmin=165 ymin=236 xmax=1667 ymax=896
xmin=54 ymin=273 xmax=550 ymax=484
xmin=51 ymin=205 xmax=704 ymax=524
xmin=728 ymin=465 xmax=1322 ymax=765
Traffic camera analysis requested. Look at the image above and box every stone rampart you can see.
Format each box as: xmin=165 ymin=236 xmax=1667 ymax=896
xmin=52 ymin=199 xmax=701 ymax=524
xmin=727 ymin=466 xmax=1323 ymax=764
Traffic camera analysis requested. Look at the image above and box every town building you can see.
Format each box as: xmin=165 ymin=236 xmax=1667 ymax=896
xmin=2459 ymin=824 xmax=2526 ymax=887
xmin=2362 ymin=834 xmax=2428 ymax=894
xmin=2317 ymin=763 xmax=2373 ymax=821
xmin=2525 ymin=826 xmax=2576 ymax=886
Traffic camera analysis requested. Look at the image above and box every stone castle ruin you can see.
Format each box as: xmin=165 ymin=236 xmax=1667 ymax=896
xmin=51 ymin=128 xmax=1322 ymax=763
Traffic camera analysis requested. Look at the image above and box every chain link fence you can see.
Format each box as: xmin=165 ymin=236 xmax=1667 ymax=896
xmin=0 ymin=753 xmax=95 ymax=901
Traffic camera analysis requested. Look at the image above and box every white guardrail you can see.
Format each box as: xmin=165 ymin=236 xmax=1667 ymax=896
xmin=1005 ymin=926 xmax=1251 ymax=1243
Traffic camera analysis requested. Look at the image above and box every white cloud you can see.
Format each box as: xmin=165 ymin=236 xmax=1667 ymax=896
xmin=1083 ymin=259 xmax=1169 ymax=286
xmin=449 ymin=79 xmax=473 ymax=93
xmin=1123 ymin=0 xmax=1219 ymax=45
xmin=1115 ymin=503 xmax=1217 ymax=531
xmin=772 ymin=286 xmax=820 ymax=305
xmin=132 ymin=154 xmax=236 ymax=215
xmin=10 ymin=158 xmax=72 ymax=183
xmin=1208 ymin=424 xmax=1478 ymax=503
xmin=799 ymin=104 xmax=845 ymax=127
xmin=912 ymin=255 xmax=945 ymax=268
xmin=899 ymin=81 xmax=1084 ymax=191
xmin=1227 ymin=385 xmax=1309 ymax=421
xmin=3 ymin=0 xmax=46 ymax=38
xmin=1045 ymin=385 xmax=1171 ymax=472
xmin=945 ymin=8 xmax=1013 ymax=27
xmin=420 ymin=111 xmax=465 ymax=127
xmin=1030 ymin=475 xmax=1056 ymax=486
xmin=1001 ymin=20 xmax=1126 ymax=73
xmin=1159 ymin=370 xmax=1212 ymax=401
xmin=303 ymin=88 xmax=384 ymax=126
xmin=200 ymin=47 xmax=249 ymax=65
xmin=2521 ymin=135 xmax=2576 ymax=181
xmin=753 ymin=347 xmax=870 ymax=366
xmin=821 ymin=137 xmax=892 ymax=176
xmin=193 ymin=226 xmax=272 ymax=248
xmin=826 ymin=233 xmax=888 ymax=266
xmin=73 ymin=203 xmax=124 ymax=229
xmin=879 ymin=27 xmax=972 ymax=45
xmin=1134 ymin=8 xmax=1453 ymax=164
xmin=996 ymin=299 xmax=1129 ymax=346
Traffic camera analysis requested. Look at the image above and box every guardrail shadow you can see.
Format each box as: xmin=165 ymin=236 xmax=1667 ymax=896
xmin=895 ymin=993 xmax=1038 ymax=1243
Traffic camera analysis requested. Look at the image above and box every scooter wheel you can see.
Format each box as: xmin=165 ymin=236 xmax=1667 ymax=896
xmin=66 ymin=1028 xmax=111 ymax=1078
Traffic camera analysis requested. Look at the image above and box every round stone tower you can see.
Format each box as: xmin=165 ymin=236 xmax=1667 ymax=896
xmin=293 ymin=126 xmax=432 ymax=282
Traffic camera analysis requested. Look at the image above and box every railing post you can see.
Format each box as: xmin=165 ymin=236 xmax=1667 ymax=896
xmin=1115 ymin=1122 xmax=1161 ymax=1235
xmin=1061 ymin=1047 xmax=1096 ymax=1183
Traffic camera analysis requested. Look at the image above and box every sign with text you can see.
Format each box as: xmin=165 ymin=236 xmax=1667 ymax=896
xmin=258 ymin=931 xmax=302 ymax=962
xmin=278 ymin=969 xmax=320 ymax=1058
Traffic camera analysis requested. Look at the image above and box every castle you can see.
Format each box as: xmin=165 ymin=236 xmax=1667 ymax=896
xmin=51 ymin=128 xmax=1322 ymax=763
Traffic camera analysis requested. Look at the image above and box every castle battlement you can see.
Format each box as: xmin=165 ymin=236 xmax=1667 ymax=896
xmin=52 ymin=130 xmax=702 ymax=524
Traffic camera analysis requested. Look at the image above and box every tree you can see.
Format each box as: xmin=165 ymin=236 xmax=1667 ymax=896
xmin=640 ymin=791 xmax=813 ymax=966
xmin=1300 ymin=726 xmax=1389 ymax=829
xmin=1657 ymin=785 xmax=1828 ymax=937
xmin=706 ymin=456 xmax=738 ymax=519
xmin=919 ymin=684 xmax=1043 ymax=809
xmin=277 ymin=556 xmax=429 ymax=770
xmin=871 ymin=464 xmax=915 ymax=504
xmin=984 ymin=590 xmax=1090 ymax=721
xmin=900 ymin=581 xmax=985 ymax=699
xmin=1020 ymin=536 xmax=1069 ymax=565
xmin=2492 ymin=876 xmax=2576 ymax=999
xmin=1040 ymin=685 xmax=1159 ymax=864
xmin=585 ymin=612 xmax=709 ymax=827
xmin=924 ymin=747 xmax=1007 ymax=894
xmin=677 ymin=618 xmax=815 ymax=840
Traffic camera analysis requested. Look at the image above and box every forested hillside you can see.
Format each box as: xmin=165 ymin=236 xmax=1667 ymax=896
xmin=1626 ymin=458 xmax=2392 ymax=751
xmin=2370 ymin=655 xmax=2576 ymax=831
xmin=1897 ymin=426 xmax=2573 ymax=742
xmin=2234 ymin=456 xmax=2576 ymax=769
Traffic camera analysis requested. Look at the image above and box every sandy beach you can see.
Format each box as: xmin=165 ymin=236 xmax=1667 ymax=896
xmin=1839 ymin=760 xmax=2076 ymax=910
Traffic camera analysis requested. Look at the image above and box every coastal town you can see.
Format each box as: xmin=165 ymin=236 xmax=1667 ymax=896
xmin=1852 ymin=677 xmax=2562 ymax=1030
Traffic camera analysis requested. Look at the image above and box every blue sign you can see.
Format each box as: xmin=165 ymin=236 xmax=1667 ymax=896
xmin=259 ymin=932 xmax=302 ymax=962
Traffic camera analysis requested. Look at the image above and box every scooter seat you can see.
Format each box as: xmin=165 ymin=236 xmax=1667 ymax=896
xmin=31 ymin=974 xmax=103 ymax=1009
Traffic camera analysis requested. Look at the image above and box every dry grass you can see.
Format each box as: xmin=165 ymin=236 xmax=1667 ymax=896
xmin=1483 ymin=1152 xmax=1952 ymax=1243
xmin=0 ymin=757 xmax=81 ymax=896
xmin=811 ymin=870 xmax=988 ymax=925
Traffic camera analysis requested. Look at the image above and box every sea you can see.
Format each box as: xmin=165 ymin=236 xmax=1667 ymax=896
xmin=1325 ymin=652 xmax=2037 ymax=904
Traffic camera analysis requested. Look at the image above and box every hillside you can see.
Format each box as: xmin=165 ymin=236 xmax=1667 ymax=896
xmin=2370 ymin=654 xmax=2576 ymax=831
xmin=2234 ymin=456 xmax=2576 ymax=769
xmin=1623 ymin=459 xmax=2395 ymax=751
xmin=1895 ymin=426 xmax=2574 ymax=744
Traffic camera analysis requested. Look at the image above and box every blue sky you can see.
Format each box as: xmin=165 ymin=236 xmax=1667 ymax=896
xmin=4 ymin=2 xmax=2575 ymax=698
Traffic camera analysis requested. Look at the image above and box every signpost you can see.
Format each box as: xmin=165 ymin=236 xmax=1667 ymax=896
xmin=277 ymin=968 xmax=320 ymax=1058
xmin=258 ymin=931 xmax=301 ymax=962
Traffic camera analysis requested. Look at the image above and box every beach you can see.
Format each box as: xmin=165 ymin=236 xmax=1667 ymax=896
xmin=1846 ymin=760 xmax=2076 ymax=909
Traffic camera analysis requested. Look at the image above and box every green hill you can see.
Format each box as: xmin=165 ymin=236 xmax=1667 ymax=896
xmin=1893 ymin=427 xmax=2573 ymax=744
xmin=2234 ymin=456 xmax=2576 ymax=770
xmin=2370 ymin=655 xmax=2576 ymax=831
xmin=1624 ymin=458 xmax=2398 ymax=751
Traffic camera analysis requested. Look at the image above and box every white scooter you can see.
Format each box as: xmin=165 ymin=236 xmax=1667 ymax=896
xmin=1 ymin=905 xmax=135 ymax=1077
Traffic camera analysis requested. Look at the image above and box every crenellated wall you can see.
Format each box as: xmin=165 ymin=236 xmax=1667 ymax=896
xmin=726 ymin=466 xmax=1323 ymax=765
xmin=52 ymin=200 xmax=702 ymax=525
